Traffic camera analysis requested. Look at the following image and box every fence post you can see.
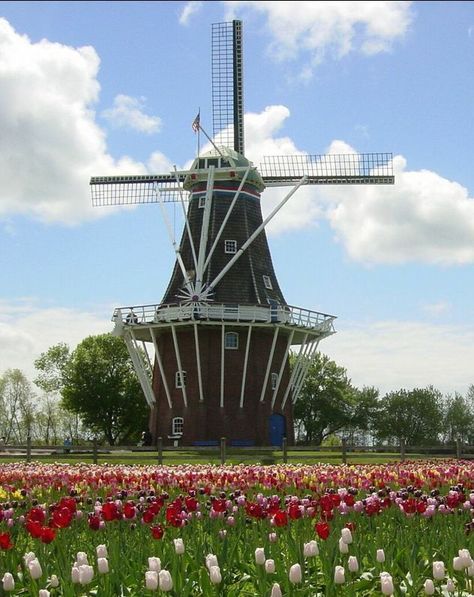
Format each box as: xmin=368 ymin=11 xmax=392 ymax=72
xmin=456 ymin=439 xmax=462 ymax=459
xmin=341 ymin=438 xmax=347 ymax=464
xmin=400 ymin=438 xmax=406 ymax=462
xmin=93 ymin=438 xmax=98 ymax=465
xmin=157 ymin=436 xmax=163 ymax=465
xmin=282 ymin=436 xmax=288 ymax=464
xmin=220 ymin=437 xmax=226 ymax=465
xmin=26 ymin=434 xmax=31 ymax=463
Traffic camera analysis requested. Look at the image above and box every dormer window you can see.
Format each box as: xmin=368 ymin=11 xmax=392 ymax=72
xmin=224 ymin=240 xmax=237 ymax=254
xmin=263 ymin=275 xmax=273 ymax=290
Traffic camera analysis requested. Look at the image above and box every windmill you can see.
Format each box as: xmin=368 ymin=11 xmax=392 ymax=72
xmin=91 ymin=20 xmax=394 ymax=447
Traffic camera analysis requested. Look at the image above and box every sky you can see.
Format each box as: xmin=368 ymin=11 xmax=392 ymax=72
xmin=0 ymin=0 xmax=474 ymax=398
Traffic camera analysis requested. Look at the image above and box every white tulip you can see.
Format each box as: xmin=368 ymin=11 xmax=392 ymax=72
xmin=338 ymin=537 xmax=349 ymax=554
xmin=265 ymin=559 xmax=276 ymax=574
xmin=71 ymin=566 xmax=80 ymax=584
xmin=28 ymin=559 xmax=43 ymax=580
xmin=96 ymin=544 xmax=108 ymax=559
xmin=78 ymin=565 xmax=94 ymax=585
xmin=341 ymin=527 xmax=353 ymax=544
xmin=174 ymin=538 xmax=185 ymax=555
xmin=446 ymin=578 xmax=455 ymax=593
xmin=158 ymin=569 xmax=173 ymax=592
xmin=209 ymin=565 xmax=222 ymax=585
xmin=145 ymin=570 xmax=158 ymax=590
xmin=432 ymin=561 xmax=445 ymax=580
xmin=453 ymin=556 xmax=464 ymax=571
xmin=270 ymin=583 xmax=283 ymax=597
xmin=348 ymin=555 xmax=359 ymax=573
xmin=289 ymin=563 xmax=302 ymax=584
xmin=23 ymin=552 xmax=36 ymax=566
xmin=49 ymin=575 xmax=59 ymax=588
xmin=2 ymin=573 xmax=14 ymax=592
xmin=38 ymin=591 xmax=50 ymax=597
xmin=423 ymin=579 xmax=435 ymax=595
xmin=334 ymin=565 xmax=345 ymax=584
xmin=97 ymin=557 xmax=109 ymax=574
xmin=459 ymin=548 xmax=473 ymax=568
xmin=376 ymin=549 xmax=386 ymax=563
xmin=255 ymin=547 xmax=265 ymax=565
xmin=303 ymin=540 xmax=319 ymax=557
xmin=76 ymin=552 xmax=88 ymax=566
xmin=148 ymin=556 xmax=161 ymax=572
xmin=380 ymin=572 xmax=394 ymax=595
xmin=205 ymin=554 xmax=218 ymax=570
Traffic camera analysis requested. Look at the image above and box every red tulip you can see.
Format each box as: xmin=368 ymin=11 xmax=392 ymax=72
xmin=315 ymin=521 xmax=330 ymax=540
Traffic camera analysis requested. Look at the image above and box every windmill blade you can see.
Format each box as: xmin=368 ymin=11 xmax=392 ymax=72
xmin=90 ymin=174 xmax=189 ymax=206
xmin=260 ymin=153 xmax=394 ymax=186
xmin=212 ymin=20 xmax=244 ymax=155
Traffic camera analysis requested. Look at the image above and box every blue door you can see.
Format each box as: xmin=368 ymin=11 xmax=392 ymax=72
xmin=269 ymin=414 xmax=286 ymax=447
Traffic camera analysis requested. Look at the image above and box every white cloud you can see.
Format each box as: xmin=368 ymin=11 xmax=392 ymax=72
xmin=101 ymin=94 xmax=161 ymax=134
xmin=0 ymin=299 xmax=112 ymax=382
xmin=421 ymin=301 xmax=451 ymax=317
xmin=323 ymin=319 xmax=474 ymax=396
xmin=179 ymin=1 xmax=203 ymax=25
xmin=225 ymin=1 xmax=413 ymax=75
xmin=0 ymin=19 xmax=147 ymax=225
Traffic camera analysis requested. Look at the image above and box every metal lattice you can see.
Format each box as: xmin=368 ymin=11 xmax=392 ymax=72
xmin=260 ymin=153 xmax=394 ymax=185
xmin=212 ymin=21 xmax=244 ymax=154
xmin=90 ymin=175 xmax=189 ymax=206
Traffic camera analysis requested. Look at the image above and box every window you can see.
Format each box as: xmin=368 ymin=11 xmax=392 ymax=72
xmin=175 ymin=371 xmax=187 ymax=388
xmin=198 ymin=196 xmax=206 ymax=208
xmin=271 ymin=372 xmax=278 ymax=390
xmin=263 ymin=275 xmax=273 ymax=290
xmin=224 ymin=240 xmax=237 ymax=254
xmin=224 ymin=332 xmax=239 ymax=350
xmin=172 ymin=417 xmax=184 ymax=436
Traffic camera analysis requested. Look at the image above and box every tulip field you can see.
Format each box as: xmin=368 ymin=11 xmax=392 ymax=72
xmin=0 ymin=461 xmax=473 ymax=595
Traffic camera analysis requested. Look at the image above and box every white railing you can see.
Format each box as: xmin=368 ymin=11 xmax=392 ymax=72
xmin=113 ymin=303 xmax=336 ymax=333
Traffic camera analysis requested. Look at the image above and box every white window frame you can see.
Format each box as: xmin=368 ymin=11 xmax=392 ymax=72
xmin=224 ymin=240 xmax=237 ymax=254
xmin=172 ymin=417 xmax=184 ymax=436
xmin=175 ymin=370 xmax=187 ymax=388
xmin=263 ymin=275 xmax=273 ymax=290
xmin=271 ymin=372 xmax=278 ymax=390
xmin=224 ymin=332 xmax=239 ymax=350
xmin=198 ymin=196 xmax=206 ymax=208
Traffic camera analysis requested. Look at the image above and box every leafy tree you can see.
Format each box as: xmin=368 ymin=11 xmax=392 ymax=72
xmin=443 ymin=392 xmax=474 ymax=444
xmin=61 ymin=334 xmax=148 ymax=445
xmin=0 ymin=369 xmax=36 ymax=442
xmin=341 ymin=386 xmax=381 ymax=445
xmin=374 ymin=386 xmax=444 ymax=446
xmin=34 ymin=343 xmax=70 ymax=394
xmin=293 ymin=353 xmax=356 ymax=445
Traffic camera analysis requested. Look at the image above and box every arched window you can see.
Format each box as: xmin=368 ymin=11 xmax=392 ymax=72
xmin=172 ymin=417 xmax=184 ymax=436
xmin=271 ymin=372 xmax=278 ymax=390
xmin=224 ymin=332 xmax=239 ymax=349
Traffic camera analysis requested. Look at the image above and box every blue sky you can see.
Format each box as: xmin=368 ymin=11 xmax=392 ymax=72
xmin=1 ymin=1 xmax=474 ymax=397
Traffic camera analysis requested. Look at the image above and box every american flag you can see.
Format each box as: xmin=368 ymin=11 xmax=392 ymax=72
xmin=192 ymin=111 xmax=200 ymax=132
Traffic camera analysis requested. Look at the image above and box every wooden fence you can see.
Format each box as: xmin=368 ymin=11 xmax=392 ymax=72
xmin=0 ymin=437 xmax=472 ymax=466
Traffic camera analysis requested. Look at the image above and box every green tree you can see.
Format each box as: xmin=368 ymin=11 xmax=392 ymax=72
xmin=0 ymin=369 xmax=36 ymax=442
xmin=293 ymin=353 xmax=356 ymax=445
xmin=374 ymin=386 xmax=444 ymax=446
xmin=443 ymin=392 xmax=474 ymax=444
xmin=34 ymin=342 xmax=70 ymax=394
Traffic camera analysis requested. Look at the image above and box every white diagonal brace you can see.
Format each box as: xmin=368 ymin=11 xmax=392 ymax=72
xmin=293 ymin=340 xmax=320 ymax=404
xmin=271 ymin=330 xmax=294 ymax=410
xmin=239 ymin=325 xmax=252 ymax=408
xmin=150 ymin=328 xmax=172 ymax=409
xmin=174 ymin=166 xmax=198 ymax=273
xmin=195 ymin=166 xmax=215 ymax=294
xmin=123 ymin=330 xmax=155 ymax=408
xmin=281 ymin=333 xmax=308 ymax=410
xmin=220 ymin=324 xmax=225 ymax=408
xmin=193 ymin=323 xmax=204 ymax=402
xmin=206 ymin=176 xmax=307 ymax=294
xmin=259 ymin=327 xmax=280 ymax=403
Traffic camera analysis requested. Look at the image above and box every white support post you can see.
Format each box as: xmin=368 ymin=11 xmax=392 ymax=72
xmin=259 ymin=327 xmax=280 ymax=403
xmin=203 ymin=166 xmax=251 ymax=273
xmin=239 ymin=325 xmax=252 ymax=408
xmin=206 ymin=176 xmax=307 ymax=294
xmin=271 ymin=330 xmax=294 ymax=409
xmin=281 ymin=333 xmax=309 ymax=410
xmin=292 ymin=340 xmax=320 ymax=404
xmin=171 ymin=324 xmax=188 ymax=407
xmin=150 ymin=328 xmax=172 ymax=409
xmin=290 ymin=338 xmax=317 ymax=404
xmin=195 ymin=166 xmax=215 ymax=294
xmin=220 ymin=324 xmax=225 ymax=408
xmin=123 ymin=331 xmax=156 ymax=408
xmin=141 ymin=341 xmax=153 ymax=374
xmin=193 ymin=323 xmax=204 ymax=402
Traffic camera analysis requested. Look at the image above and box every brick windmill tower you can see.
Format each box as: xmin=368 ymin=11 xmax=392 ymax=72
xmin=91 ymin=21 xmax=393 ymax=447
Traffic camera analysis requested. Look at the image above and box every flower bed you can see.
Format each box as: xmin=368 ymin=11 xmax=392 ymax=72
xmin=0 ymin=460 xmax=473 ymax=595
